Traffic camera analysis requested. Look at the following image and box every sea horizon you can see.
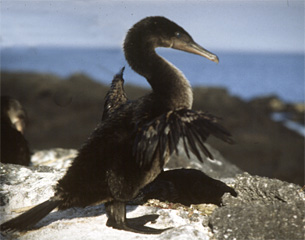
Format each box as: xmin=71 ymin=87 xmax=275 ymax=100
xmin=1 ymin=46 xmax=304 ymax=103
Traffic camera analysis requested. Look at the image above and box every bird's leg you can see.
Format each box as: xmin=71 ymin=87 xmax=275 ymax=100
xmin=105 ymin=201 xmax=126 ymax=229
xmin=105 ymin=200 xmax=170 ymax=234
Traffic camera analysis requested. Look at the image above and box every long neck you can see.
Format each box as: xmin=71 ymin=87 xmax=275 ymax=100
xmin=124 ymin=40 xmax=193 ymax=110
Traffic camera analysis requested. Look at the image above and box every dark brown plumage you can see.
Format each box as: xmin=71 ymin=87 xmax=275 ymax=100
xmin=102 ymin=67 xmax=127 ymax=121
xmin=1 ymin=16 xmax=233 ymax=234
xmin=0 ymin=96 xmax=31 ymax=166
xmin=132 ymin=168 xmax=237 ymax=206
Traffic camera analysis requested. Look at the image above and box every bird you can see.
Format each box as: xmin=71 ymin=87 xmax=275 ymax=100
xmin=1 ymin=16 xmax=233 ymax=234
xmin=131 ymin=168 xmax=237 ymax=206
xmin=102 ymin=72 xmax=237 ymax=206
xmin=1 ymin=96 xmax=31 ymax=166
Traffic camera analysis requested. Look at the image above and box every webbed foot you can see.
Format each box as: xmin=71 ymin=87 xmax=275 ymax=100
xmin=105 ymin=201 xmax=171 ymax=234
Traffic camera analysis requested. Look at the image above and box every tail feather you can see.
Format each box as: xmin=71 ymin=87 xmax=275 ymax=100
xmin=1 ymin=198 xmax=61 ymax=232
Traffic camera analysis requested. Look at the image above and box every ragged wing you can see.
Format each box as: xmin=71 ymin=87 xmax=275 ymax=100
xmin=133 ymin=109 xmax=234 ymax=169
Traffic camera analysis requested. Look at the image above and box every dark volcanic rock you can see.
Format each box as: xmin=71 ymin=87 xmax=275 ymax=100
xmin=208 ymin=173 xmax=305 ymax=240
xmin=249 ymin=95 xmax=305 ymax=125
xmin=222 ymin=173 xmax=303 ymax=205
xmin=210 ymin=202 xmax=304 ymax=240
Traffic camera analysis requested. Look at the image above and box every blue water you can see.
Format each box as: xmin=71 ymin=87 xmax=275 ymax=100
xmin=272 ymin=113 xmax=305 ymax=137
xmin=1 ymin=46 xmax=304 ymax=103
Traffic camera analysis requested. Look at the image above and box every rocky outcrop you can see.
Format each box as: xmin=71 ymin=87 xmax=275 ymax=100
xmin=249 ymin=95 xmax=305 ymax=125
xmin=209 ymin=173 xmax=305 ymax=240
xmin=1 ymin=149 xmax=304 ymax=240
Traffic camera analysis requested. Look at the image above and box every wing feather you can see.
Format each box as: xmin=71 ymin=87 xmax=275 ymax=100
xmin=184 ymin=124 xmax=203 ymax=162
xmin=133 ymin=109 xmax=233 ymax=169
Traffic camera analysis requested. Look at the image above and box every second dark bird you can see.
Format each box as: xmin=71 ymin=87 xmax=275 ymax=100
xmin=1 ymin=96 xmax=31 ymax=166
xmin=1 ymin=16 xmax=234 ymax=234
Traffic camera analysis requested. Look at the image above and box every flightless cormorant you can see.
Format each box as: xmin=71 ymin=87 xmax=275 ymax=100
xmin=103 ymin=70 xmax=237 ymax=206
xmin=1 ymin=16 xmax=233 ymax=234
xmin=1 ymin=96 xmax=31 ymax=166
xmin=131 ymin=168 xmax=237 ymax=206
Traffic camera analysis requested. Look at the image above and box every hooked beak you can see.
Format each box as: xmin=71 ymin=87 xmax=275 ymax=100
xmin=172 ymin=39 xmax=219 ymax=63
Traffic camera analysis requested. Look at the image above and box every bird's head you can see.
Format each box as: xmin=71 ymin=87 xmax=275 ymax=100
xmin=128 ymin=16 xmax=219 ymax=63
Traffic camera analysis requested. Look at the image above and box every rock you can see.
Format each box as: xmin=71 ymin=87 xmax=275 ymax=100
xmin=250 ymin=95 xmax=305 ymax=125
xmin=208 ymin=173 xmax=305 ymax=240
xmin=0 ymin=161 xmax=213 ymax=240
xmin=0 ymin=164 xmax=64 ymax=212
xmin=31 ymin=148 xmax=77 ymax=171
xmin=1 ymin=150 xmax=304 ymax=240
xmin=166 ymin=143 xmax=243 ymax=179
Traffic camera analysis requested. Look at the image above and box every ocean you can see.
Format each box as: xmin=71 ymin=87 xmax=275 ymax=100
xmin=1 ymin=46 xmax=304 ymax=103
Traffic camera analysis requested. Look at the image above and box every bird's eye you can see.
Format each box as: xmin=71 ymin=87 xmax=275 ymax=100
xmin=175 ymin=32 xmax=181 ymax=38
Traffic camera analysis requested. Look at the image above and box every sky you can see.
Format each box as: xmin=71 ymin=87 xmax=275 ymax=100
xmin=1 ymin=0 xmax=304 ymax=53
